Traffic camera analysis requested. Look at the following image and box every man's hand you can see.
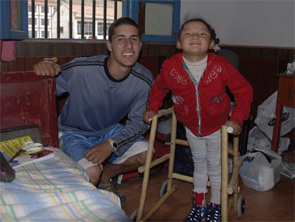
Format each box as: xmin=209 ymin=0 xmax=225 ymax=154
xmin=34 ymin=58 xmax=61 ymax=77
xmin=84 ymin=141 xmax=113 ymax=165
xmin=143 ymin=110 xmax=156 ymax=123
xmin=225 ymin=120 xmax=242 ymax=136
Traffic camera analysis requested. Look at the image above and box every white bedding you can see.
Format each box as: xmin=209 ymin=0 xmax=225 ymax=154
xmin=0 ymin=148 xmax=130 ymax=221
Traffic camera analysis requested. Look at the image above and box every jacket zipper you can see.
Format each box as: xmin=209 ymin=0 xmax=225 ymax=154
xmin=182 ymin=55 xmax=216 ymax=136
xmin=182 ymin=62 xmax=202 ymax=136
xmin=195 ymin=85 xmax=202 ymax=136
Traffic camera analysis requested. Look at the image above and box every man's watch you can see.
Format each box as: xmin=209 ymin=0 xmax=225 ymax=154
xmin=107 ymin=139 xmax=118 ymax=152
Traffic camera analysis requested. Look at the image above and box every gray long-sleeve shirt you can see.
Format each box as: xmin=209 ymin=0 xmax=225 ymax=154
xmin=57 ymin=55 xmax=154 ymax=156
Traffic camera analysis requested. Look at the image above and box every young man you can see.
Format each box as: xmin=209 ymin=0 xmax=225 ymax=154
xmin=34 ymin=18 xmax=154 ymax=192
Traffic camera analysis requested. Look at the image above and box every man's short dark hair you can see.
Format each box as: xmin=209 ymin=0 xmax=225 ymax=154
xmin=108 ymin=17 xmax=141 ymax=41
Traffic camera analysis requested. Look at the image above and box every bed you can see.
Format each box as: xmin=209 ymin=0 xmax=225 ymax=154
xmin=0 ymin=147 xmax=130 ymax=221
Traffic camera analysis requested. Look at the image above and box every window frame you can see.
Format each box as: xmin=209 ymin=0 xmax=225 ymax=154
xmin=0 ymin=0 xmax=28 ymax=39
xmin=1 ymin=0 xmax=178 ymax=42
xmin=123 ymin=0 xmax=180 ymax=42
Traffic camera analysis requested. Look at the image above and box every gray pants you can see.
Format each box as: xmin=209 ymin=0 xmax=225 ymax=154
xmin=185 ymin=127 xmax=221 ymax=204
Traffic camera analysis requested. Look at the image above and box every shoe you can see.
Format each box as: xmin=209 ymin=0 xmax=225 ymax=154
xmin=97 ymin=180 xmax=117 ymax=192
xmin=205 ymin=203 xmax=221 ymax=222
xmin=184 ymin=199 xmax=206 ymax=222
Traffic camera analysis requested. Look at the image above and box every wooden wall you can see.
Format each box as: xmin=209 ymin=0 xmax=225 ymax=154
xmin=1 ymin=40 xmax=294 ymax=127
xmin=227 ymin=46 xmax=294 ymax=126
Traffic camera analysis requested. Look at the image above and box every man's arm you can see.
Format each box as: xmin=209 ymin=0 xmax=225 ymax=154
xmin=84 ymin=90 xmax=150 ymax=164
xmin=84 ymin=140 xmax=113 ymax=165
xmin=112 ymin=93 xmax=150 ymax=156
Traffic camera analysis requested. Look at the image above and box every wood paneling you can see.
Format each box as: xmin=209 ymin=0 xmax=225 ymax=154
xmin=1 ymin=57 xmax=75 ymax=72
xmin=16 ymin=40 xmax=109 ymax=57
xmin=226 ymin=45 xmax=294 ymax=62
xmin=139 ymin=56 xmax=158 ymax=78
xmin=240 ymin=58 xmax=278 ymax=126
xmin=1 ymin=40 xmax=294 ymax=126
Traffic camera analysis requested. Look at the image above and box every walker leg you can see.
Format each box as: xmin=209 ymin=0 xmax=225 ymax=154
xmin=136 ymin=115 xmax=159 ymax=222
xmin=221 ymin=126 xmax=228 ymax=222
xmin=232 ymin=136 xmax=239 ymax=212
xmin=167 ymin=111 xmax=177 ymax=190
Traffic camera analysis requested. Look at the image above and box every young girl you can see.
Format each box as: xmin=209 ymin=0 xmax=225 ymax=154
xmin=143 ymin=18 xmax=253 ymax=222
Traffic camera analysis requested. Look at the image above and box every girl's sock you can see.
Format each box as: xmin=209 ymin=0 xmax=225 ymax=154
xmin=194 ymin=192 xmax=205 ymax=206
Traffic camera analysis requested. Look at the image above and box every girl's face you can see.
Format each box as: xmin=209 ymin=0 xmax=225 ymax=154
xmin=177 ymin=21 xmax=215 ymax=61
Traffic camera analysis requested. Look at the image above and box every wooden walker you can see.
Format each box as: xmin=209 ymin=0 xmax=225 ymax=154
xmin=131 ymin=107 xmax=245 ymax=222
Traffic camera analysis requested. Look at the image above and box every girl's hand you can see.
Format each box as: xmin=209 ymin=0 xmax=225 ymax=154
xmin=225 ymin=120 xmax=242 ymax=136
xmin=143 ymin=110 xmax=156 ymax=123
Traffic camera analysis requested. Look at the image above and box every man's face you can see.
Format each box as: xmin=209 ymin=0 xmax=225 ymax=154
xmin=107 ymin=24 xmax=142 ymax=69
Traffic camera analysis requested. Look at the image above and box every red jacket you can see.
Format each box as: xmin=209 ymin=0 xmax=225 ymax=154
xmin=147 ymin=52 xmax=253 ymax=136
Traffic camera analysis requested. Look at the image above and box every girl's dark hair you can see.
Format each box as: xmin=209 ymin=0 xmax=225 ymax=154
xmin=178 ymin=18 xmax=219 ymax=45
xmin=108 ymin=17 xmax=141 ymax=41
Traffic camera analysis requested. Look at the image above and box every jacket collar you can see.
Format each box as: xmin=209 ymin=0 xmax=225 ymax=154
xmin=174 ymin=52 xmax=216 ymax=65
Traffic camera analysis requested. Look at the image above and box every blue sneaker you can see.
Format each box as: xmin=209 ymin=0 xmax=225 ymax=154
xmin=184 ymin=199 xmax=206 ymax=222
xmin=205 ymin=203 xmax=221 ymax=222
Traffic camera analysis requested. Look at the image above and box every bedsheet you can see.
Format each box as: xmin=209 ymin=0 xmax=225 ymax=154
xmin=0 ymin=148 xmax=130 ymax=222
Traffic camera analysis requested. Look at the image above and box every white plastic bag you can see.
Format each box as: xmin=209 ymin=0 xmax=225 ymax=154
xmin=239 ymin=148 xmax=282 ymax=191
xmin=247 ymin=126 xmax=290 ymax=155
xmin=254 ymin=91 xmax=295 ymax=140
xmin=247 ymin=126 xmax=271 ymax=152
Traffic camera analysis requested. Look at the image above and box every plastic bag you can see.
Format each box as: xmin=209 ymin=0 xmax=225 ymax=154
xmin=247 ymin=126 xmax=290 ymax=155
xmin=280 ymin=161 xmax=295 ymax=179
xmin=254 ymin=91 xmax=295 ymax=140
xmin=247 ymin=126 xmax=271 ymax=152
xmin=239 ymin=148 xmax=282 ymax=191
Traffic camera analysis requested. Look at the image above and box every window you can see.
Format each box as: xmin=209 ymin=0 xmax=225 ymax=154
xmin=123 ymin=0 xmax=180 ymax=42
xmin=27 ymin=0 xmax=122 ymax=40
xmin=97 ymin=22 xmax=112 ymax=35
xmin=97 ymin=22 xmax=103 ymax=35
xmin=77 ymin=21 xmax=92 ymax=35
xmin=2 ymin=0 xmax=178 ymax=42
xmin=0 ymin=0 xmax=28 ymax=39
